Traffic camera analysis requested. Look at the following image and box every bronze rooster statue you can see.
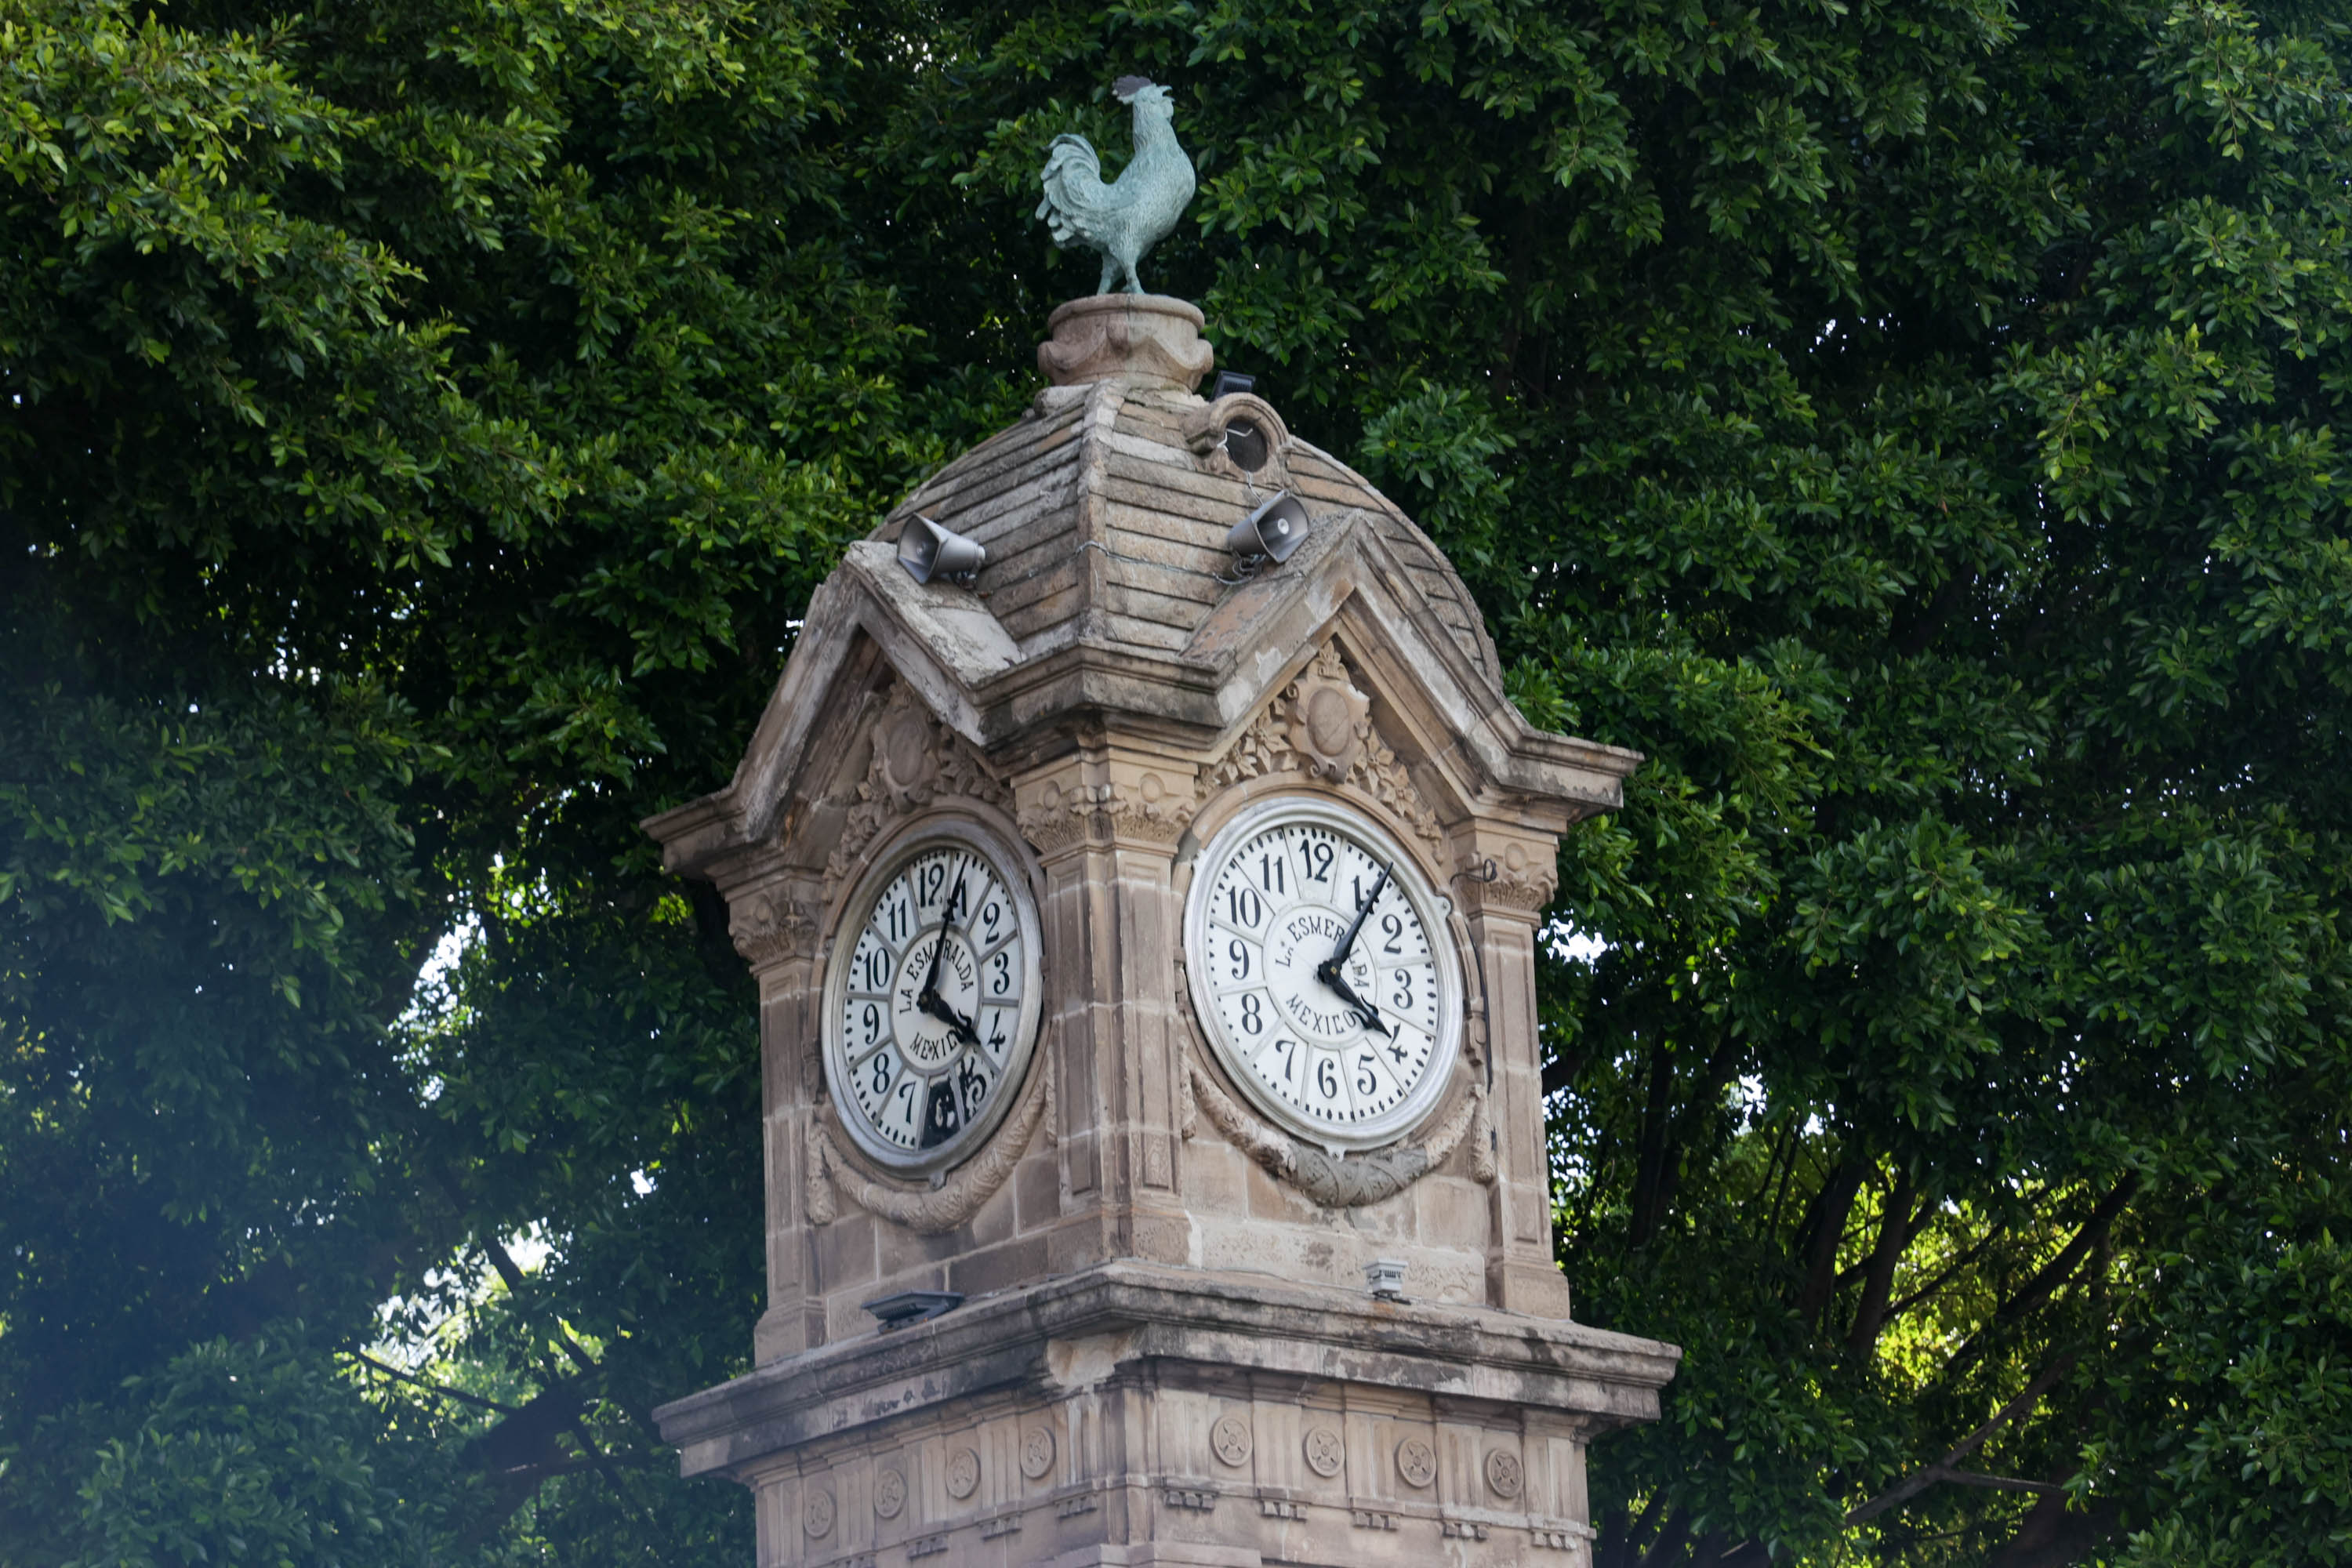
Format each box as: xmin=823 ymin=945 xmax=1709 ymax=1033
xmin=1036 ymin=77 xmax=1196 ymax=296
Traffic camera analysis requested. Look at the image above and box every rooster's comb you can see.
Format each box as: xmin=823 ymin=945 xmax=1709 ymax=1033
xmin=1112 ymin=76 xmax=1156 ymax=102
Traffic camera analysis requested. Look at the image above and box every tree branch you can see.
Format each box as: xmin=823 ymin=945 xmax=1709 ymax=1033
xmin=1795 ymin=1156 xmax=1870 ymax=1326
xmin=1846 ymin=1356 xmax=2075 ymax=1526
xmin=345 ymin=1348 xmax=520 ymax=1414
xmin=1944 ymin=1174 xmax=2138 ymax=1379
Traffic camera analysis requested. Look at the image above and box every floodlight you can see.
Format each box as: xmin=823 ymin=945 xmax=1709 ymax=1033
xmin=897 ymin=515 xmax=986 ymax=585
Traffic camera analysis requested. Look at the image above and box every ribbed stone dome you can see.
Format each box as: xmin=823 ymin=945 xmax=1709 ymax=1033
xmin=869 ymin=296 xmax=1503 ymax=692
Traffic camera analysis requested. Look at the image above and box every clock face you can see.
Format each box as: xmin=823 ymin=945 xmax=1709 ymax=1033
xmin=1182 ymin=798 xmax=1462 ymax=1152
xmin=821 ymin=823 xmax=1043 ymax=1174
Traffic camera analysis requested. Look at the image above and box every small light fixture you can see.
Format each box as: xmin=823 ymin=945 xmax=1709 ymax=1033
xmin=897 ymin=515 xmax=986 ymax=585
xmin=1364 ymin=1259 xmax=1408 ymax=1301
xmin=862 ymin=1289 xmax=964 ymax=1330
xmin=1225 ymin=492 xmax=1309 ymax=568
xmin=1210 ymin=370 xmax=1258 ymax=401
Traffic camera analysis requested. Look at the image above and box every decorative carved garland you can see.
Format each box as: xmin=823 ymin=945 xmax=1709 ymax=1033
xmin=1017 ymin=775 xmax=1199 ymax=853
xmin=822 ymin=681 xmax=1012 ymax=891
xmin=806 ymin=1042 xmax=1055 ymax=1233
xmin=1177 ymin=1035 xmax=1494 ymax=1207
xmin=1198 ymin=641 xmax=1445 ymax=855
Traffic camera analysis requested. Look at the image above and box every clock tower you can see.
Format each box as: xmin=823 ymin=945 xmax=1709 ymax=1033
xmin=647 ymin=294 xmax=1679 ymax=1566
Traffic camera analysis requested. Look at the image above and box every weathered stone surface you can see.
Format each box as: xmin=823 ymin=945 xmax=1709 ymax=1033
xmin=656 ymin=1261 xmax=1676 ymax=1566
xmin=641 ymin=300 xmax=1675 ymax=1566
xmin=1039 ymin=295 xmax=1214 ymax=390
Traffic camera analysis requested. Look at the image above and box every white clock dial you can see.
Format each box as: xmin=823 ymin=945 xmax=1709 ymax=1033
xmin=1183 ymin=798 xmax=1463 ymax=1152
xmin=822 ymin=823 xmax=1042 ymax=1174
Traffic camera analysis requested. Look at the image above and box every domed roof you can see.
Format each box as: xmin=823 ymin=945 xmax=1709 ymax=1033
xmin=872 ymin=362 xmax=1503 ymax=690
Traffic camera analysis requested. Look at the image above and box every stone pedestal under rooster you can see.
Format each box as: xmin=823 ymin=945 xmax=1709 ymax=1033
xmin=648 ymin=79 xmax=1677 ymax=1568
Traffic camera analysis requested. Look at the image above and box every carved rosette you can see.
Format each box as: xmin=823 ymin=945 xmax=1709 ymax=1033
xmin=822 ymin=681 xmax=1012 ymax=892
xmin=1200 ymin=641 xmax=1446 ymax=857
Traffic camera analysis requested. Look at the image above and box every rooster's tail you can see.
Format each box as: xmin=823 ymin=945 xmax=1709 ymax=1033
xmin=1035 ymin=133 xmax=1108 ymax=248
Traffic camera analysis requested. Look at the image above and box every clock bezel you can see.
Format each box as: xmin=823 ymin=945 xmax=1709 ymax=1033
xmin=820 ymin=816 xmax=1045 ymax=1177
xmin=1181 ymin=795 xmax=1465 ymax=1153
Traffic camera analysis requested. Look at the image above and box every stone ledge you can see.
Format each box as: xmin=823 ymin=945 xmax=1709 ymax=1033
xmin=653 ymin=1259 xmax=1679 ymax=1478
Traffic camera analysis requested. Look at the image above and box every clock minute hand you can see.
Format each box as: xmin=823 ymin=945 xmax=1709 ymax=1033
xmin=1316 ymin=863 xmax=1390 ymax=985
xmin=916 ymin=874 xmax=981 ymax=1047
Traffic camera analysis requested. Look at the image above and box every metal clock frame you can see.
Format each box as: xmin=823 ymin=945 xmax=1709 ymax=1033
xmin=820 ymin=815 xmax=1046 ymax=1177
xmin=1181 ymin=794 xmax=1465 ymax=1154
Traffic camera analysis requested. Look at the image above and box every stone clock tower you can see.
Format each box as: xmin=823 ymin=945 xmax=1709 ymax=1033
xmin=648 ymin=295 xmax=1679 ymax=1566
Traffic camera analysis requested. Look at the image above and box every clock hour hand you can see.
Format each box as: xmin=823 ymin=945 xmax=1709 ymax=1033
xmin=916 ymin=872 xmax=981 ymax=1047
xmin=1322 ymin=971 xmax=1392 ymax=1037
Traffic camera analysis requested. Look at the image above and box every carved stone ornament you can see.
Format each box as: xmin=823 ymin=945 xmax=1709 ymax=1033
xmin=1177 ymin=1027 xmax=1494 ymax=1207
xmin=822 ymin=681 xmax=1012 ymax=892
xmin=874 ymin=1467 xmax=908 ymax=1519
xmin=727 ymin=891 xmax=819 ymax=969
xmin=1036 ymin=294 xmax=1213 ymax=391
xmin=804 ymin=1486 xmax=837 ymax=1538
xmin=1021 ymin=1425 xmax=1057 ymax=1481
xmin=1199 ymin=641 xmax=1445 ymax=855
xmin=946 ymin=1446 xmax=982 ymax=1501
xmin=1395 ymin=1436 xmax=1437 ymax=1489
xmin=1210 ymin=1414 xmax=1253 ymax=1468
xmin=1302 ymin=1427 xmax=1345 ymax=1479
xmin=805 ymin=1035 xmax=1055 ymax=1233
xmin=1484 ymin=1448 xmax=1525 ymax=1500
xmin=1462 ymin=838 xmax=1561 ymax=913
xmin=1018 ymin=771 xmax=1197 ymax=855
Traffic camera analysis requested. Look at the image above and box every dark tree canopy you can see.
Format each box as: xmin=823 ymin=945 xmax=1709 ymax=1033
xmin=3 ymin=0 xmax=2347 ymax=1563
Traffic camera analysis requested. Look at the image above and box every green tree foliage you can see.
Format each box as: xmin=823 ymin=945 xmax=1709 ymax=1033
xmin=4 ymin=0 xmax=2348 ymax=1562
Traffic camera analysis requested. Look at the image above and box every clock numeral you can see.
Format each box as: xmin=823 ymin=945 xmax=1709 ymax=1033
xmin=1356 ymin=1051 xmax=1379 ymax=1098
xmin=991 ymin=949 xmax=1014 ymax=996
xmin=1392 ymin=968 xmax=1414 ymax=1009
xmin=1226 ymin=884 xmax=1264 ymax=928
xmin=1240 ymin=993 xmax=1265 ymax=1036
xmin=1381 ymin=913 xmax=1404 ymax=955
xmin=884 ymin=893 xmax=911 ymax=944
xmin=1312 ymin=1053 xmax=1340 ymax=1103
xmin=862 ymin=1000 xmax=884 ymax=1047
xmin=869 ymin=1047 xmax=896 ymax=1098
xmin=1304 ymin=839 xmax=1333 ymax=883
xmin=1228 ymin=937 xmax=1251 ymax=980
xmin=1258 ymin=851 xmax=1287 ymax=896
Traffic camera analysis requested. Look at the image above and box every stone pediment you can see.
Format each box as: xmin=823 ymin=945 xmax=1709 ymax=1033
xmin=644 ymin=494 xmax=1638 ymax=880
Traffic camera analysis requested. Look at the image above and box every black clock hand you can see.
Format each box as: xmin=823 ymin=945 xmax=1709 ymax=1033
xmin=1323 ymin=971 xmax=1392 ymax=1037
xmin=1318 ymin=863 xmax=1390 ymax=985
xmin=916 ymin=872 xmax=980 ymax=1045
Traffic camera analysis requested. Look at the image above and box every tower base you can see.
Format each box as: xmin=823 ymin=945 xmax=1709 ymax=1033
xmin=655 ymin=1262 xmax=1679 ymax=1567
